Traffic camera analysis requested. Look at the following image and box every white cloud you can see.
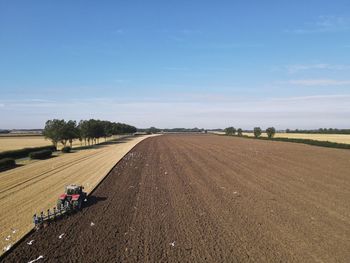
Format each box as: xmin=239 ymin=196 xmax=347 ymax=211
xmin=113 ymin=79 xmax=129 ymax=83
xmin=168 ymin=35 xmax=185 ymax=42
xmin=112 ymin=28 xmax=124 ymax=35
xmin=164 ymin=67 xmax=190 ymax=71
xmin=287 ymin=79 xmax=350 ymax=86
xmin=285 ymin=64 xmax=350 ymax=74
xmin=287 ymin=15 xmax=350 ymax=34
xmin=195 ymin=43 xmax=263 ymax=49
xmin=1 ymin=95 xmax=349 ymax=129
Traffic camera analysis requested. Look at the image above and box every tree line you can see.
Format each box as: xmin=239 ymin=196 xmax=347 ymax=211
xmin=43 ymin=119 xmax=137 ymax=148
xmin=137 ymin=127 xmax=206 ymax=134
xmin=224 ymin=126 xmax=276 ymax=138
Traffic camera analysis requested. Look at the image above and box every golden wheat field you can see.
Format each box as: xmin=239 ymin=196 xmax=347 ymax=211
xmin=0 ymin=135 xmax=117 ymax=152
xmin=0 ymin=134 xmax=158 ymax=255
xmin=242 ymin=132 xmax=350 ymax=144
xmin=209 ymin=131 xmax=350 ymax=144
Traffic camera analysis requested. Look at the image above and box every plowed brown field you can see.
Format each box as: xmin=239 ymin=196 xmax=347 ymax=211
xmin=3 ymin=135 xmax=350 ymax=262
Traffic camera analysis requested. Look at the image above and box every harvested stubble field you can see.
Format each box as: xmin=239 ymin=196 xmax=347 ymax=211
xmin=211 ymin=131 xmax=350 ymax=144
xmin=0 ymin=135 xmax=156 ymax=256
xmin=0 ymin=136 xmax=50 ymax=152
xmin=243 ymin=132 xmax=350 ymax=144
xmin=0 ymin=135 xmax=117 ymax=152
xmin=3 ymin=134 xmax=350 ymax=262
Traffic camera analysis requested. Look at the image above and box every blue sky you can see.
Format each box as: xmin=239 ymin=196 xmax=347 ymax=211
xmin=1 ymin=1 xmax=350 ymax=129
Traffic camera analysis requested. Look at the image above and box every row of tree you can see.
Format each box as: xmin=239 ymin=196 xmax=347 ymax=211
xmin=224 ymin=127 xmax=276 ymax=138
xmin=224 ymin=127 xmax=243 ymax=136
xmin=43 ymin=119 xmax=137 ymax=148
xmin=137 ymin=127 xmax=206 ymax=134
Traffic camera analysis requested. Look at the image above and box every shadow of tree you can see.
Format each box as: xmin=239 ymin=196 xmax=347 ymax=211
xmin=0 ymin=164 xmax=24 ymax=173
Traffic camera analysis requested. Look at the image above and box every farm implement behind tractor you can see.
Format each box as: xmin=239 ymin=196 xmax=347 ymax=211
xmin=33 ymin=184 xmax=87 ymax=228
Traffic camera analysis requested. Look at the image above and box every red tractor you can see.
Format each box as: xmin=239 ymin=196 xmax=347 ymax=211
xmin=57 ymin=184 xmax=87 ymax=212
xmin=33 ymin=184 xmax=87 ymax=227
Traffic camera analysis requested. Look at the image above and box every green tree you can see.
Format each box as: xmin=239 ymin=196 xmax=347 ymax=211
xmin=253 ymin=127 xmax=262 ymax=138
xmin=66 ymin=120 xmax=78 ymax=147
xmin=59 ymin=120 xmax=69 ymax=147
xmin=77 ymin=119 xmax=137 ymax=145
xmin=148 ymin=127 xmax=160 ymax=134
xmin=266 ymin=127 xmax=276 ymax=138
xmin=86 ymin=119 xmax=104 ymax=144
xmin=237 ymin=128 xmax=243 ymax=136
xmin=101 ymin=120 xmax=113 ymax=141
xmin=224 ymin=127 xmax=236 ymax=135
xmin=43 ymin=119 xmax=65 ymax=148
xmin=78 ymin=120 xmax=90 ymax=145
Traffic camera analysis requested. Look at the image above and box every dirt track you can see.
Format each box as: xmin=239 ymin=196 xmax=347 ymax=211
xmin=3 ymin=135 xmax=350 ymax=262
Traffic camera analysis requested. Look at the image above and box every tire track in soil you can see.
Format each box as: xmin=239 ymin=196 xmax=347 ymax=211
xmin=3 ymin=135 xmax=350 ymax=262
xmin=0 ymin=149 xmax=121 ymax=219
xmin=0 ymin=147 xmax=110 ymax=197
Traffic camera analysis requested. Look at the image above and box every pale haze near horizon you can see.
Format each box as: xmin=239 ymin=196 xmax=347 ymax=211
xmin=1 ymin=1 xmax=350 ymax=130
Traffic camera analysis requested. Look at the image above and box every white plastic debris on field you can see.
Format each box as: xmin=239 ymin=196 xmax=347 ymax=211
xmin=90 ymin=222 xmax=95 ymax=226
xmin=3 ymin=244 xmax=11 ymax=252
xmin=28 ymin=255 xmax=44 ymax=263
xmin=58 ymin=233 xmax=65 ymax=239
xmin=27 ymin=240 xmax=34 ymax=245
xmin=5 ymin=235 xmax=10 ymax=241
xmin=169 ymin=241 xmax=176 ymax=247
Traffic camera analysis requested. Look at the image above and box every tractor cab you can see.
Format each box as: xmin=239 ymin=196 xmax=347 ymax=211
xmin=33 ymin=184 xmax=87 ymax=228
xmin=57 ymin=184 xmax=87 ymax=211
xmin=65 ymin=184 xmax=84 ymax=195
